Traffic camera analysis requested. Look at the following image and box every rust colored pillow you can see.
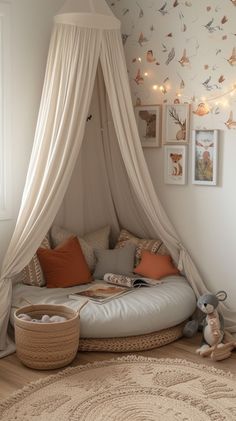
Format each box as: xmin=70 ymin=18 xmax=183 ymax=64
xmin=37 ymin=236 xmax=93 ymax=288
xmin=134 ymin=251 xmax=179 ymax=280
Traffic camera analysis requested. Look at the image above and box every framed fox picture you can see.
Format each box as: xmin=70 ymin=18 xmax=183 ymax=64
xmin=135 ymin=105 xmax=161 ymax=147
xmin=164 ymin=145 xmax=187 ymax=185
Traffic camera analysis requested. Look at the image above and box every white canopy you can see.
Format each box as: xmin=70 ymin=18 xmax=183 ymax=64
xmin=55 ymin=0 xmax=120 ymax=29
xmin=0 ymin=0 xmax=235 ymax=357
xmin=59 ymin=0 xmax=115 ymax=16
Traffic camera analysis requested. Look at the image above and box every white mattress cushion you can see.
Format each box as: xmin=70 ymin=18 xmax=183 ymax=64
xmin=11 ymin=277 xmax=196 ymax=338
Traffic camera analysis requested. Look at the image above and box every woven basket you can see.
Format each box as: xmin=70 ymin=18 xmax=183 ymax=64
xmin=79 ymin=322 xmax=184 ymax=352
xmin=14 ymin=304 xmax=80 ymax=370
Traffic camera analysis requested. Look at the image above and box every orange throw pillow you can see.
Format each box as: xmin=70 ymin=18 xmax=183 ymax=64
xmin=37 ymin=236 xmax=93 ymax=288
xmin=134 ymin=251 xmax=179 ymax=280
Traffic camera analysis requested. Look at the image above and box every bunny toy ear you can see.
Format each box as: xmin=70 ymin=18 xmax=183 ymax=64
xmin=216 ymin=290 xmax=227 ymax=301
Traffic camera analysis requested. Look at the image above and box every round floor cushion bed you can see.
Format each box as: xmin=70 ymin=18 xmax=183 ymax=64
xmin=11 ymin=276 xmax=196 ymax=352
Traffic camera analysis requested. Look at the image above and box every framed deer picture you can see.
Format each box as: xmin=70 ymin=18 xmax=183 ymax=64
xmin=162 ymin=103 xmax=190 ymax=145
xmin=135 ymin=105 xmax=161 ymax=147
xmin=164 ymin=145 xmax=187 ymax=185
xmin=192 ymin=129 xmax=218 ymax=186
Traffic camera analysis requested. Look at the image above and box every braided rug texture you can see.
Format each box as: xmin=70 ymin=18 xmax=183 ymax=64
xmin=0 ymin=356 xmax=236 ymax=420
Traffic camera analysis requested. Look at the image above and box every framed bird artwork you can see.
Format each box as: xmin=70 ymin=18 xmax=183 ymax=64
xmin=192 ymin=129 xmax=218 ymax=186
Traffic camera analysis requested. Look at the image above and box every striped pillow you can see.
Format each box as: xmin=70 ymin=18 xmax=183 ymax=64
xmin=22 ymin=235 xmax=50 ymax=287
xmin=115 ymin=229 xmax=169 ymax=267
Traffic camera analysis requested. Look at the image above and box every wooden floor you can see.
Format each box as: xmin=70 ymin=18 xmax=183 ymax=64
xmin=0 ymin=334 xmax=236 ymax=401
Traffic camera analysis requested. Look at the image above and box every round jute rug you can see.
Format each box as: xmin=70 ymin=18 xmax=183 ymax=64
xmin=0 ymin=356 xmax=236 ymax=421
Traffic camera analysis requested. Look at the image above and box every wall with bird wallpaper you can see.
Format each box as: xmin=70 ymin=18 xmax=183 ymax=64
xmin=107 ymin=0 xmax=236 ymax=305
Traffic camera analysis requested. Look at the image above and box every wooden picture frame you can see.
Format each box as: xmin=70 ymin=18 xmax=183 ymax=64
xmin=192 ymin=129 xmax=218 ymax=186
xmin=164 ymin=145 xmax=187 ymax=185
xmin=162 ymin=103 xmax=190 ymax=144
xmin=135 ymin=104 xmax=161 ymax=147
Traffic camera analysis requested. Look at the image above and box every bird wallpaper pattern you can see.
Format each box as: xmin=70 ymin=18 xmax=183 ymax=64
xmin=106 ymin=0 xmax=236 ymax=131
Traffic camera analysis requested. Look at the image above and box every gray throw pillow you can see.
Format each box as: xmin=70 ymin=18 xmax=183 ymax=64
xmin=93 ymin=243 xmax=136 ymax=279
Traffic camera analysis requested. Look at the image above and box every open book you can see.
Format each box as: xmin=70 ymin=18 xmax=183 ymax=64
xmin=104 ymin=273 xmax=162 ymax=288
xmin=68 ymin=282 xmax=131 ymax=304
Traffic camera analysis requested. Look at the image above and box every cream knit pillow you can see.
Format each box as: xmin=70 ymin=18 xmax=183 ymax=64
xmin=50 ymin=225 xmax=110 ymax=272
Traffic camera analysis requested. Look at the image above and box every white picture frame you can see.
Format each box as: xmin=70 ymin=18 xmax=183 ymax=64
xmin=192 ymin=129 xmax=218 ymax=186
xmin=135 ymin=104 xmax=161 ymax=147
xmin=164 ymin=145 xmax=187 ymax=185
xmin=162 ymin=103 xmax=190 ymax=144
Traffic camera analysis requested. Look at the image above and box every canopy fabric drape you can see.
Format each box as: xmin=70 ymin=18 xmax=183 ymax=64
xmin=0 ymin=0 xmax=235 ymax=357
xmin=0 ymin=23 xmax=102 ymax=354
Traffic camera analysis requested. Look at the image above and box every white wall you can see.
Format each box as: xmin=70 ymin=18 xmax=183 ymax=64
xmin=0 ymin=0 xmax=64 ymax=268
xmin=107 ymin=0 xmax=236 ymax=307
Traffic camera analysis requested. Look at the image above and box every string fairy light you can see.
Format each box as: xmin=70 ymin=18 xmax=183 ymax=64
xmin=131 ymin=49 xmax=236 ymax=121
xmin=172 ymin=84 xmax=236 ymax=116
xmin=152 ymin=84 xmax=169 ymax=93
xmin=204 ymin=84 xmax=236 ymax=103
xmin=136 ymin=45 xmax=236 ymax=103
xmin=147 ymin=68 xmax=236 ymax=110
xmin=179 ymin=84 xmax=236 ymax=105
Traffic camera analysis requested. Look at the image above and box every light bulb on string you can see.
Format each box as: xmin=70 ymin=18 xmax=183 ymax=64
xmin=159 ymin=85 xmax=167 ymax=94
